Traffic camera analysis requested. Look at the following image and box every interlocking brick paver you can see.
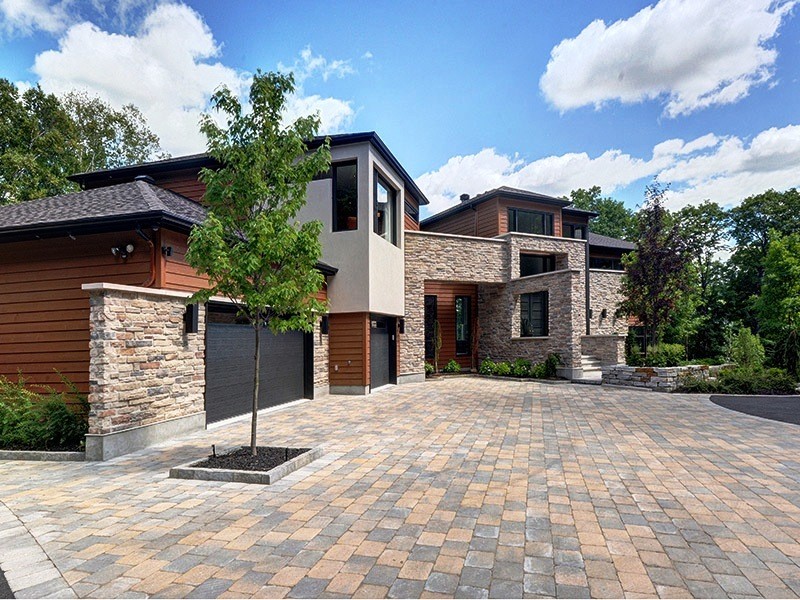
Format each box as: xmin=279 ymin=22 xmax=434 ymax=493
xmin=3 ymin=378 xmax=800 ymax=598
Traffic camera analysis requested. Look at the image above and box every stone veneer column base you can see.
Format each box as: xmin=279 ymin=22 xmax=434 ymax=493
xmin=330 ymin=385 xmax=370 ymax=395
xmin=557 ymin=367 xmax=584 ymax=380
xmin=397 ymin=373 xmax=426 ymax=385
xmin=85 ymin=412 xmax=205 ymax=461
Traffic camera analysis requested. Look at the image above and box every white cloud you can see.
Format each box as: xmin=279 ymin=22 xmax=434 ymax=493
xmin=278 ymin=46 xmax=355 ymax=83
xmin=0 ymin=0 xmax=70 ymax=35
xmin=29 ymin=4 xmax=356 ymax=155
xmin=418 ymin=125 xmax=800 ymax=217
xmin=539 ymin=0 xmax=796 ymax=117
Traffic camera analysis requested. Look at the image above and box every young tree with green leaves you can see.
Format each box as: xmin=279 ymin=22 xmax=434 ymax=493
xmin=618 ymin=184 xmax=693 ymax=349
xmin=569 ymin=186 xmax=636 ymax=240
xmin=185 ymin=70 xmax=331 ymax=456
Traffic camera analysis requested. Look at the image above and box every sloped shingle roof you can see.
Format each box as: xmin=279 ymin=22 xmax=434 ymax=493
xmin=587 ymin=232 xmax=636 ymax=250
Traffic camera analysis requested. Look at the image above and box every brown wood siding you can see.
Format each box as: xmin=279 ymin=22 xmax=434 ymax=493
xmin=498 ymin=198 xmax=562 ymax=237
xmin=159 ymin=229 xmax=209 ymax=292
xmin=156 ymin=170 xmax=206 ymax=202
xmin=404 ymin=194 xmax=420 ymax=231
xmin=424 ymin=282 xmax=478 ymax=370
xmin=0 ymin=232 xmax=153 ymax=394
xmin=328 ymin=312 xmax=369 ymax=387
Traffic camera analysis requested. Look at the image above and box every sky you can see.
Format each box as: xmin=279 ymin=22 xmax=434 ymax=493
xmin=1 ymin=0 xmax=799 ymax=218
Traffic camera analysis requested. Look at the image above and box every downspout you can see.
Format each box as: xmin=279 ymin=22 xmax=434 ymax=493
xmin=136 ymin=226 xmax=157 ymax=288
xmin=585 ymin=241 xmax=590 ymax=335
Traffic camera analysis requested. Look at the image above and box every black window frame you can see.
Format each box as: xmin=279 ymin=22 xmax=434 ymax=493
xmin=589 ymin=256 xmax=624 ymax=270
xmin=455 ymin=295 xmax=471 ymax=356
xmin=424 ymin=295 xmax=438 ymax=360
xmin=332 ymin=160 xmax=358 ymax=233
xmin=519 ymin=253 xmax=556 ymax=277
xmin=563 ymin=222 xmax=586 ymax=240
xmin=373 ymin=170 xmax=398 ymax=245
xmin=508 ymin=207 xmax=554 ymax=236
xmin=520 ymin=291 xmax=549 ymax=337
xmin=404 ymin=199 xmax=419 ymax=224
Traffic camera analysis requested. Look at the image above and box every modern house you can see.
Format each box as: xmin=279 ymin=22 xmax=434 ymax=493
xmin=0 ymin=131 xmax=632 ymax=459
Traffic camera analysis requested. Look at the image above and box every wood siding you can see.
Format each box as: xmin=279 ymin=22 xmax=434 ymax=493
xmin=424 ymin=281 xmax=478 ymax=370
xmin=155 ymin=170 xmax=206 ymax=202
xmin=423 ymin=198 xmax=499 ymax=237
xmin=404 ymin=195 xmax=420 ymax=231
xmin=0 ymin=232 xmax=153 ymax=394
xmin=328 ymin=312 xmax=369 ymax=387
xmin=157 ymin=229 xmax=209 ymax=292
xmin=498 ymin=198 xmax=562 ymax=237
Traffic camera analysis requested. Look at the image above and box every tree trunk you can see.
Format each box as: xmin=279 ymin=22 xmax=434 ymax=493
xmin=251 ymin=322 xmax=261 ymax=456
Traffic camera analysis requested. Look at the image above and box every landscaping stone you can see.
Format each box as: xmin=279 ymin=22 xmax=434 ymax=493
xmin=602 ymin=363 xmax=733 ymax=391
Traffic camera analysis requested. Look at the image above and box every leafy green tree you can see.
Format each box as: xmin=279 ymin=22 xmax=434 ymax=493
xmin=62 ymin=91 xmax=167 ymax=172
xmin=569 ymin=186 xmax=636 ymax=240
xmin=185 ymin=71 xmax=330 ymax=455
xmin=618 ymin=184 xmax=693 ymax=347
xmin=756 ymin=232 xmax=800 ymax=376
xmin=0 ymin=80 xmax=79 ymax=204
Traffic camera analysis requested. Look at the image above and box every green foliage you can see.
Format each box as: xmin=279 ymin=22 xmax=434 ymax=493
xmin=569 ymin=186 xmax=636 ymax=240
xmin=0 ymin=80 xmax=165 ymax=205
xmin=543 ymin=353 xmax=562 ymax=378
xmin=677 ymin=367 xmax=797 ymax=395
xmin=0 ymin=375 xmax=88 ymax=451
xmin=511 ymin=358 xmax=531 ymax=377
xmin=185 ymin=71 xmax=330 ymax=453
xmin=424 ymin=362 xmax=435 ymax=376
xmin=729 ymin=327 xmax=765 ymax=370
xmin=478 ymin=358 xmax=497 ymax=375
xmin=442 ymin=359 xmax=461 ymax=374
xmin=433 ymin=320 xmax=443 ymax=372
xmin=477 ymin=355 xmax=560 ymax=379
xmin=628 ymin=343 xmax=685 ymax=367
xmin=494 ymin=361 xmax=512 ymax=376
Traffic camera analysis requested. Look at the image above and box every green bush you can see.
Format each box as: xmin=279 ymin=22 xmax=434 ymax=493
xmin=424 ymin=362 xmax=435 ymax=376
xmin=511 ymin=359 xmax=532 ymax=377
xmin=542 ymin=354 xmax=562 ymax=378
xmin=494 ymin=361 xmax=512 ymax=376
xmin=729 ymin=327 xmax=765 ymax=370
xmin=529 ymin=363 xmax=547 ymax=378
xmin=642 ymin=343 xmax=685 ymax=367
xmin=0 ymin=375 xmax=88 ymax=451
xmin=627 ymin=345 xmax=643 ymax=367
xmin=478 ymin=359 xmax=496 ymax=376
xmin=676 ymin=367 xmax=798 ymax=395
xmin=442 ymin=359 xmax=461 ymax=374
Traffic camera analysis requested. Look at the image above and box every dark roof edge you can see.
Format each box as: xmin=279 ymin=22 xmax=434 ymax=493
xmin=315 ymin=261 xmax=338 ymax=276
xmin=420 ymin=188 xmax=571 ymax=227
xmin=563 ymin=206 xmax=599 ymax=218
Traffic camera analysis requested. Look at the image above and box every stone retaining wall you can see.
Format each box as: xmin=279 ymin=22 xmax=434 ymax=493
xmin=85 ymin=284 xmax=205 ymax=436
xmin=602 ymin=364 xmax=730 ymax=391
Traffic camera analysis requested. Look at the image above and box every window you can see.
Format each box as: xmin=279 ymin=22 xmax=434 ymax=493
xmin=508 ymin=208 xmax=554 ymax=236
xmin=374 ymin=172 xmax=397 ymax=245
xmin=589 ymin=256 xmax=624 ymax=270
xmin=455 ymin=296 xmax=471 ymax=356
xmin=333 ymin=161 xmax=358 ymax=232
xmin=405 ymin=200 xmax=419 ymax=223
xmin=520 ymin=292 xmax=548 ymax=337
xmin=424 ymin=295 xmax=438 ymax=359
xmin=520 ymin=254 xmax=556 ymax=277
xmin=563 ymin=223 xmax=585 ymax=239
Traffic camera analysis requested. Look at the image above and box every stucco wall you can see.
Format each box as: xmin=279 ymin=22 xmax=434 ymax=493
xmin=85 ymin=284 xmax=205 ymax=436
xmin=589 ymin=269 xmax=627 ymax=335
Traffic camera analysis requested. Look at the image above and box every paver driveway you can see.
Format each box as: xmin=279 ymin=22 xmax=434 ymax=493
xmin=2 ymin=378 xmax=800 ymax=599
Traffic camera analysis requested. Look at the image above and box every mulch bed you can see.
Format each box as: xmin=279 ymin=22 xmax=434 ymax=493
xmin=711 ymin=395 xmax=800 ymax=426
xmin=193 ymin=446 xmax=310 ymax=472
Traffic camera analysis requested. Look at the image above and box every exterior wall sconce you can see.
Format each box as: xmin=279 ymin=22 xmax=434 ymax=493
xmin=161 ymin=246 xmax=173 ymax=257
xmin=398 ymin=318 xmax=405 ymax=334
xmin=111 ymin=243 xmax=135 ymax=260
xmin=601 ymin=309 xmax=608 ymax=319
xmin=184 ymin=303 xmax=199 ymax=334
xmin=320 ymin=315 xmax=329 ymax=335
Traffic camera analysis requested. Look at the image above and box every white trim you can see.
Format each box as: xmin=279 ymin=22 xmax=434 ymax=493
xmin=404 ymin=230 xmax=506 ymax=243
xmin=510 ymin=268 xmax=580 ymax=283
xmin=498 ymin=232 xmax=587 ymax=244
xmin=589 ymin=269 xmax=625 ymax=274
xmin=81 ymin=282 xmax=230 ymax=303
xmin=510 ymin=336 xmax=550 ymax=341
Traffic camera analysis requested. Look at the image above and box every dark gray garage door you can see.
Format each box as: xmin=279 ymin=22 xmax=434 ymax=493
xmin=205 ymin=305 xmax=312 ymax=424
xmin=370 ymin=314 xmax=396 ymax=390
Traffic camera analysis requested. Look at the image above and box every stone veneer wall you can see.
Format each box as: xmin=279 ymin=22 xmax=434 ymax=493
xmin=86 ymin=285 xmax=205 ymax=435
xmin=313 ymin=316 xmax=329 ymax=394
xmin=602 ymin=364 xmax=730 ymax=391
xmin=589 ymin=270 xmax=627 ymax=335
xmin=581 ymin=335 xmax=625 ymax=365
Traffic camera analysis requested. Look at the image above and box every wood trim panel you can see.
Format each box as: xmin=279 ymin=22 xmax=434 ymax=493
xmin=424 ymin=281 xmax=478 ymax=370
xmin=328 ymin=312 xmax=369 ymax=386
xmin=498 ymin=198 xmax=562 ymax=237
xmin=155 ymin=170 xmax=207 ymax=202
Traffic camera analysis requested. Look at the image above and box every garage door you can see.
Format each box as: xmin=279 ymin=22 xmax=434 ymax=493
xmin=205 ymin=305 xmax=312 ymax=424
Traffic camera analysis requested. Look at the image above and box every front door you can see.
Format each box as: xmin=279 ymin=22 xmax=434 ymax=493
xmin=370 ymin=315 xmax=395 ymax=389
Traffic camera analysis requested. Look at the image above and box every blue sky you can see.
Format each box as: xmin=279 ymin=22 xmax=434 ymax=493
xmin=1 ymin=0 xmax=798 ymax=217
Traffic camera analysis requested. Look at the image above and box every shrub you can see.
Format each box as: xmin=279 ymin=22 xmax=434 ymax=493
xmin=479 ymin=359 xmax=496 ymax=376
xmin=511 ymin=359 xmax=531 ymax=377
xmin=424 ymin=362 xmax=435 ymax=376
xmin=674 ymin=375 xmax=716 ymax=394
xmin=442 ymin=359 xmax=461 ymax=374
xmin=529 ymin=363 xmax=547 ymax=378
xmin=729 ymin=327 xmax=765 ymax=370
xmin=642 ymin=343 xmax=685 ymax=367
xmin=675 ymin=367 xmax=798 ymax=395
xmin=627 ymin=345 xmax=643 ymax=367
xmin=494 ymin=361 xmax=512 ymax=377
xmin=0 ymin=375 xmax=88 ymax=451
xmin=542 ymin=354 xmax=562 ymax=378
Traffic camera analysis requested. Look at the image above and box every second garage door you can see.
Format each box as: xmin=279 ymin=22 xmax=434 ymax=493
xmin=205 ymin=304 xmax=312 ymax=424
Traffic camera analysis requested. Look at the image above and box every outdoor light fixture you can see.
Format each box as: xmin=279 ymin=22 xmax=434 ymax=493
xmin=320 ymin=315 xmax=329 ymax=335
xmin=601 ymin=309 xmax=608 ymax=319
xmin=184 ymin=304 xmax=199 ymax=334
xmin=399 ymin=318 xmax=405 ymax=334
xmin=111 ymin=243 xmax=135 ymax=260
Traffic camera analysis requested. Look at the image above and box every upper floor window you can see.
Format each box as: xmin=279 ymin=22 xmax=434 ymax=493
xmin=508 ymin=208 xmax=554 ymax=236
xmin=590 ymin=256 xmax=624 ymax=270
xmin=520 ymin=254 xmax=556 ymax=277
xmin=374 ymin=172 xmax=398 ymax=245
xmin=520 ymin=291 xmax=549 ymax=337
xmin=405 ymin=200 xmax=419 ymax=223
xmin=563 ymin=223 xmax=585 ymax=239
xmin=333 ymin=161 xmax=358 ymax=232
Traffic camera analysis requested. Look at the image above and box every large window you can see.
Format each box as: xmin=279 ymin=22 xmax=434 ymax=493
xmin=563 ymin=223 xmax=586 ymax=239
xmin=520 ymin=254 xmax=556 ymax=277
xmin=333 ymin=162 xmax=358 ymax=231
xmin=590 ymin=256 xmax=624 ymax=270
xmin=508 ymin=208 xmax=554 ymax=236
xmin=374 ymin=172 xmax=397 ymax=245
xmin=520 ymin=291 xmax=548 ymax=337
xmin=455 ymin=296 xmax=471 ymax=356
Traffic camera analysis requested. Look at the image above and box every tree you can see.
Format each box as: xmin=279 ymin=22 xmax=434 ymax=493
xmin=62 ymin=91 xmax=167 ymax=172
xmin=618 ymin=184 xmax=693 ymax=348
xmin=185 ymin=71 xmax=330 ymax=456
xmin=0 ymin=80 xmax=79 ymax=204
xmin=756 ymin=232 xmax=800 ymax=376
xmin=569 ymin=186 xmax=636 ymax=240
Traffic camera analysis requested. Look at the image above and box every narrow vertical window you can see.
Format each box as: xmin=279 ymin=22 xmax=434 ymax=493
xmin=374 ymin=172 xmax=397 ymax=245
xmin=455 ymin=296 xmax=471 ymax=356
xmin=520 ymin=291 xmax=549 ymax=337
xmin=333 ymin=161 xmax=358 ymax=231
xmin=424 ymin=295 xmax=438 ymax=359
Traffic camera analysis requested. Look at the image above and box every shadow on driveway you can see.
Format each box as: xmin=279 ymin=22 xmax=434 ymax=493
xmin=0 ymin=566 xmax=12 ymax=599
xmin=711 ymin=394 xmax=800 ymax=425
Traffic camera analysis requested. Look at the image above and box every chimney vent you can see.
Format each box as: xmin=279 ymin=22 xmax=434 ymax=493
xmin=460 ymin=193 xmax=470 ymax=203
xmin=134 ymin=174 xmax=156 ymax=184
